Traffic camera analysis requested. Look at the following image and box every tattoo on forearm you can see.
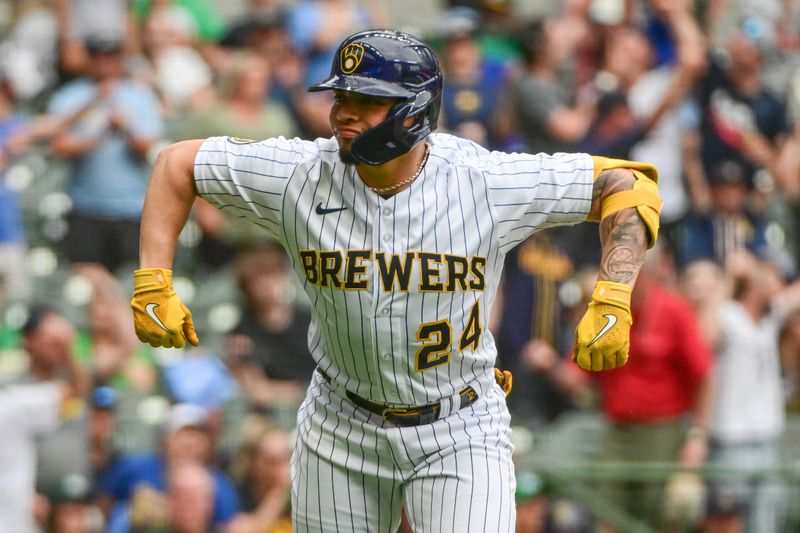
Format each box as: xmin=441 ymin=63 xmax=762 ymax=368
xmin=594 ymin=169 xmax=647 ymax=285
xmin=599 ymin=207 xmax=647 ymax=284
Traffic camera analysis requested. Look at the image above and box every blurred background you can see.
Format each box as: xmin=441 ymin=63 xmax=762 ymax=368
xmin=2 ymin=0 xmax=800 ymax=531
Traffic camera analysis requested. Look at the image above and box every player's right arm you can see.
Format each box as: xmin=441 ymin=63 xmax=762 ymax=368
xmin=131 ymin=140 xmax=204 ymax=348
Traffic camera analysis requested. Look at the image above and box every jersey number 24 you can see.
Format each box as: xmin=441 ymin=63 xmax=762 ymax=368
xmin=415 ymin=300 xmax=482 ymax=371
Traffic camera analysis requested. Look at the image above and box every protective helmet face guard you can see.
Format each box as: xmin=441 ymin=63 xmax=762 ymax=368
xmin=309 ymin=29 xmax=443 ymax=166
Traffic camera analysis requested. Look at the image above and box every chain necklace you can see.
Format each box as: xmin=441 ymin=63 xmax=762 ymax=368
xmin=367 ymin=144 xmax=429 ymax=195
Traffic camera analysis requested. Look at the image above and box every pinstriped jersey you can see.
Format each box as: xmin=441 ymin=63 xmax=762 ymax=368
xmin=194 ymin=133 xmax=594 ymax=405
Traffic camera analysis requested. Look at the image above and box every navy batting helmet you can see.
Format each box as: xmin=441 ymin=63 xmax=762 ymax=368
xmin=309 ymin=29 xmax=443 ymax=165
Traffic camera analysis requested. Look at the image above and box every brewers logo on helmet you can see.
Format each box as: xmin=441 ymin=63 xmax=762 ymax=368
xmin=340 ymin=43 xmax=365 ymax=74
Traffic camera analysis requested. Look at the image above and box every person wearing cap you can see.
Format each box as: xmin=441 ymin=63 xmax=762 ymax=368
xmin=46 ymin=35 xmax=164 ymax=279
xmin=90 ymin=386 xmax=119 ymax=483
xmin=676 ymin=158 xmax=771 ymax=269
xmin=98 ymin=403 xmax=240 ymax=531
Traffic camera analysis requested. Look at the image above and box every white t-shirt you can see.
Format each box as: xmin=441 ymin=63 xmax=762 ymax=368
xmin=0 ymin=382 xmax=61 ymax=533
xmin=709 ymin=300 xmax=786 ymax=442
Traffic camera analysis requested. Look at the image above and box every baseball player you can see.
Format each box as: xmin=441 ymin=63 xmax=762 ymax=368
xmin=130 ymin=30 xmax=662 ymax=532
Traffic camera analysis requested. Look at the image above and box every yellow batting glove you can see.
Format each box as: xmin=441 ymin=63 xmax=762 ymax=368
xmin=131 ymin=268 xmax=199 ymax=349
xmin=573 ymin=281 xmax=632 ymax=371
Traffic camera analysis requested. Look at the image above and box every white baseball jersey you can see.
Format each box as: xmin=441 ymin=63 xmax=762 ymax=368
xmin=194 ymin=133 xmax=593 ymax=404
xmin=194 ymin=132 xmax=594 ymax=532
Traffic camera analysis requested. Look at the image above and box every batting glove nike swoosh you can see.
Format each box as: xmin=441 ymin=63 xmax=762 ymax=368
xmin=573 ymin=281 xmax=632 ymax=371
xmin=131 ymin=268 xmax=199 ymax=348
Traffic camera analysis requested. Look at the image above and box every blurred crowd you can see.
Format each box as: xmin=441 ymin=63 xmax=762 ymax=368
xmin=2 ymin=0 xmax=800 ymax=532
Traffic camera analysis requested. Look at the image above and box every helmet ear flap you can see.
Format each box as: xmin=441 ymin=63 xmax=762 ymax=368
xmin=408 ymin=90 xmax=432 ymax=116
xmin=351 ymin=90 xmax=437 ymax=166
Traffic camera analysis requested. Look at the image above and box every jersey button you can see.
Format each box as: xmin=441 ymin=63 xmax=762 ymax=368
xmin=382 ymin=353 xmax=391 ymax=360
xmin=382 ymin=208 xmax=392 ymax=216
xmin=381 ymin=308 xmax=389 ymax=316
xmin=382 ymin=234 xmax=391 ymax=242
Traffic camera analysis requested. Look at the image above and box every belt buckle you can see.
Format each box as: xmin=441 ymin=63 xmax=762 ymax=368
xmin=383 ymin=403 xmax=444 ymax=426
xmin=382 ymin=406 xmax=421 ymax=426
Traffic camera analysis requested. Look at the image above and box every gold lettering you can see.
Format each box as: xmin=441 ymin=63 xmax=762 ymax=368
xmin=319 ymin=251 xmax=344 ymax=288
xmin=444 ymin=255 xmax=469 ymax=292
xmin=375 ymin=252 xmax=415 ymax=292
xmin=469 ymin=257 xmax=486 ymax=291
xmin=299 ymin=250 xmax=319 ymax=284
xmin=344 ymin=250 xmax=371 ymax=290
xmin=419 ymin=252 xmax=444 ymax=292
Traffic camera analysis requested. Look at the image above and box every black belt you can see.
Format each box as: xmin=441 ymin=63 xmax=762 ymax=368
xmin=318 ymin=369 xmax=478 ymax=427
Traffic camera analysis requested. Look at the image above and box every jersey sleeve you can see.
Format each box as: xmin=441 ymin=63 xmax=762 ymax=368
xmin=484 ymin=151 xmax=594 ymax=250
xmin=193 ymin=136 xmax=314 ymax=241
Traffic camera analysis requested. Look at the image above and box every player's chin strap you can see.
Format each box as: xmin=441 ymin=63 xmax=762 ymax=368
xmin=589 ymin=156 xmax=662 ymax=248
xmin=494 ymin=368 xmax=513 ymax=396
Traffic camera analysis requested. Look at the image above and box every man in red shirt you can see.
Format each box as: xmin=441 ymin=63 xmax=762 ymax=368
xmin=591 ymin=243 xmax=714 ymax=528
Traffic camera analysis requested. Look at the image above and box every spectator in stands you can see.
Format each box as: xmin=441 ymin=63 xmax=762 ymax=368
xmin=594 ymin=244 xmax=714 ymax=529
xmin=546 ymin=244 xmax=714 ymax=530
xmin=187 ymin=50 xmax=299 ymax=270
xmin=436 ymin=7 xmax=508 ymax=148
xmin=286 ymin=0 xmax=376 ymax=88
xmin=703 ymin=253 xmax=797 ymax=533
xmin=131 ymin=0 xmax=227 ymax=47
xmin=0 ymin=382 xmax=87 ymax=533
xmin=89 ymin=386 xmax=119 ymax=488
xmin=46 ymin=473 xmax=101 ymax=533
xmin=99 ymin=403 xmax=240 ymax=531
xmin=134 ymin=0 xmax=215 ymax=119
xmin=159 ymin=463 xmax=217 ymax=533
xmin=189 ymin=51 xmax=297 ymax=141
xmin=676 ymin=158 xmax=770 ymax=268
xmin=221 ymin=0 xmax=286 ymax=50
xmin=226 ymin=245 xmax=317 ymax=419
xmin=47 ymin=36 xmax=164 ymax=279
xmin=0 ymin=306 xmax=87 ymax=533
xmin=53 ymin=0 xmax=133 ymax=78
xmin=582 ymin=7 xmax=708 ymax=236
xmin=679 ymin=259 xmax=727 ymax=345
xmin=230 ymin=423 xmax=292 ymax=532
xmin=697 ymin=16 xmax=796 ymax=211
xmin=512 ymin=16 xmax=596 ymax=154
xmin=6 ymin=305 xmax=92 ymax=511
xmin=222 ymin=9 xmax=332 ymax=140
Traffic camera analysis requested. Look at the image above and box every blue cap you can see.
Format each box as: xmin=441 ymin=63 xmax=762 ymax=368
xmin=92 ymin=386 xmax=117 ymax=409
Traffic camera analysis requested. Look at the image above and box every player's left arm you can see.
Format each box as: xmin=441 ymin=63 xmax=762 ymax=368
xmin=573 ymin=156 xmax=662 ymax=371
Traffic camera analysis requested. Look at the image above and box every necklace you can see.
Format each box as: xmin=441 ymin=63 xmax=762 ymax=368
xmin=368 ymin=145 xmax=429 ymax=195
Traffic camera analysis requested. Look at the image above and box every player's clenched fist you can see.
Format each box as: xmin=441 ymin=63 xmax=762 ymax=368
xmin=130 ymin=268 xmax=199 ymax=348
xmin=573 ymin=281 xmax=632 ymax=371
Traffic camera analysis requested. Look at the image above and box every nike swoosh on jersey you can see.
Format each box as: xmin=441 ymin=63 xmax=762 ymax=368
xmin=145 ymin=303 xmax=171 ymax=333
xmin=588 ymin=313 xmax=617 ymax=346
xmin=315 ymin=203 xmax=348 ymax=215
